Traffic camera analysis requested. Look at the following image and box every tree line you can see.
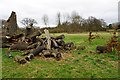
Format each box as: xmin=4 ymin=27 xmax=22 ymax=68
xmin=0 ymin=11 xmax=120 ymax=33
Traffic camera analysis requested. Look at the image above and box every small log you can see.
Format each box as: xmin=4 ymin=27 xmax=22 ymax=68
xmin=13 ymin=33 xmax=24 ymax=39
xmin=6 ymin=52 xmax=12 ymax=58
xmin=64 ymin=42 xmax=74 ymax=50
xmin=2 ymin=36 xmax=10 ymax=43
xmin=31 ymin=45 xmax=45 ymax=56
xmin=56 ymin=52 xmax=62 ymax=61
xmin=25 ymin=54 xmax=34 ymax=61
xmin=14 ymin=55 xmax=27 ymax=64
xmin=90 ymin=51 xmax=100 ymax=53
xmin=2 ymin=43 xmax=11 ymax=48
xmin=51 ymin=39 xmax=58 ymax=48
xmin=27 ymin=42 xmax=39 ymax=49
xmin=56 ymin=39 xmax=65 ymax=46
xmin=55 ymin=35 xmax=65 ymax=40
xmin=44 ymin=29 xmax=51 ymax=50
xmin=22 ymin=49 xmax=34 ymax=56
xmin=96 ymin=46 xmax=108 ymax=53
xmin=42 ymin=50 xmax=52 ymax=57
xmin=77 ymin=46 xmax=86 ymax=50
xmin=66 ymin=42 xmax=74 ymax=47
xmin=28 ymin=30 xmax=42 ymax=39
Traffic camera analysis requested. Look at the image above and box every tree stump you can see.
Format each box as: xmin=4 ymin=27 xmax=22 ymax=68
xmin=7 ymin=11 xmax=18 ymax=36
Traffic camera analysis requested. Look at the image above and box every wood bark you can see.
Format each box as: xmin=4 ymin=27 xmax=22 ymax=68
xmin=55 ymin=35 xmax=65 ymax=40
xmin=14 ymin=55 xmax=26 ymax=64
xmin=44 ymin=29 xmax=51 ymax=50
xmin=10 ymin=42 xmax=28 ymax=50
xmin=31 ymin=45 xmax=45 ymax=56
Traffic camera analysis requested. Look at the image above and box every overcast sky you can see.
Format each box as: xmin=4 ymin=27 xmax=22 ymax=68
xmin=0 ymin=0 xmax=119 ymax=28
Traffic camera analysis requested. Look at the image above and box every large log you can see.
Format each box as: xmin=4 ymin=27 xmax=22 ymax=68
xmin=10 ymin=42 xmax=28 ymax=50
xmin=27 ymin=42 xmax=40 ymax=49
xmin=31 ymin=45 xmax=45 ymax=56
xmin=7 ymin=11 xmax=18 ymax=36
xmin=22 ymin=49 xmax=34 ymax=56
xmin=33 ymin=38 xmax=44 ymax=45
xmin=55 ymin=35 xmax=65 ymax=40
xmin=28 ymin=30 xmax=42 ymax=39
xmin=44 ymin=29 xmax=51 ymax=50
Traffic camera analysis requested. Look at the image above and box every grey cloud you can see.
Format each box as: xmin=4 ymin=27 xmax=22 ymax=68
xmin=0 ymin=0 xmax=119 ymax=27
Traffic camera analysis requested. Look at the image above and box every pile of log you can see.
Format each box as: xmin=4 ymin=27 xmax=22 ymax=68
xmin=3 ymin=27 xmax=77 ymax=63
xmin=1 ymin=11 xmax=85 ymax=64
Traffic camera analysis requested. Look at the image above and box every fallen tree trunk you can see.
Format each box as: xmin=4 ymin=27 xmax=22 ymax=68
xmin=27 ymin=42 xmax=40 ymax=49
xmin=31 ymin=45 xmax=45 ymax=56
xmin=28 ymin=30 xmax=42 ymax=39
xmin=10 ymin=42 xmax=28 ymax=50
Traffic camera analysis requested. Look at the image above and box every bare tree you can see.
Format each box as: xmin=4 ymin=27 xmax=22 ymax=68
xmin=42 ymin=14 xmax=49 ymax=27
xmin=63 ymin=13 xmax=71 ymax=23
xmin=20 ymin=18 xmax=37 ymax=27
xmin=71 ymin=11 xmax=83 ymax=25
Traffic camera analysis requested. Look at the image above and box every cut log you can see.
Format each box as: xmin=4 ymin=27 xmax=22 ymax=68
xmin=56 ymin=52 xmax=62 ymax=61
xmin=14 ymin=55 xmax=27 ymax=64
xmin=55 ymin=35 xmax=65 ymax=40
xmin=28 ymin=30 xmax=42 ymax=39
xmin=42 ymin=50 xmax=52 ymax=57
xmin=13 ymin=33 xmax=24 ymax=39
xmin=77 ymin=46 xmax=86 ymax=50
xmin=96 ymin=46 xmax=108 ymax=53
xmin=22 ymin=49 xmax=34 ymax=56
xmin=6 ymin=52 xmax=12 ymax=58
xmin=27 ymin=42 xmax=40 ymax=49
xmin=33 ymin=38 xmax=43 ymax=45
xmin=25 ymin=54 xmax=34 ymax=61
xmin=2 ymin=43 xmax=11 ymax=48
xmin=31 ymin=45 xmax=45 ymax=56
xmin=64 ymin=42 xmax=74 ymax=50
xmin=56 ymin=39 xmax=65 ymax=46
xmin=51 ymin=39 xmax=58 ymax=48
xmin=10 ymin=42 xmax=28 ymax=50
xmin=44 ymin=29 xmax=51 ymax=50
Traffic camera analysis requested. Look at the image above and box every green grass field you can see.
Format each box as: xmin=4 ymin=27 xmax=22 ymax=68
xmin=1 ymin=32 xmax=119 ymax=78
